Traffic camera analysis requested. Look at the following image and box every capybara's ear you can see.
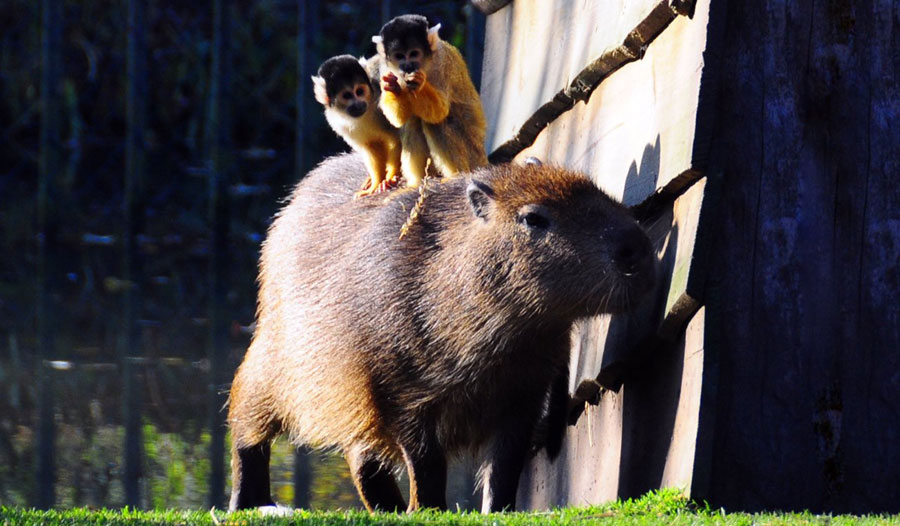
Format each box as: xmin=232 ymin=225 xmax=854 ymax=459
xmin=466 ymin=179 xmax=495 ymax=221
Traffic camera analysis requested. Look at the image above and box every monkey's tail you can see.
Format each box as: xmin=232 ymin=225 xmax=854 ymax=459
xmin=399 ymin=176 xmax=429 ymax=240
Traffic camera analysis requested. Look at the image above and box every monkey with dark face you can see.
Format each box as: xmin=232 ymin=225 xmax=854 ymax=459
xmin=313 ymin=55 xmax=401 ymax=197
xmin=373 ymin=14 xmax=488 ymax=187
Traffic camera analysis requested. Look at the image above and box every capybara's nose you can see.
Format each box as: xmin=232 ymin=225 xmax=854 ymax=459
xmin=614 ymin=227 xmax=654 ymax=277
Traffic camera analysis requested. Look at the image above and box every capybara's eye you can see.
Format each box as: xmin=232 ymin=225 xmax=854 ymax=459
xmin=520 ymin=211 xmax=550 ymax=229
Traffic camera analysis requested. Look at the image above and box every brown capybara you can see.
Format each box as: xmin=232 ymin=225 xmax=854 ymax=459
xmin=227 ymin=153 xmax=655 ymax=513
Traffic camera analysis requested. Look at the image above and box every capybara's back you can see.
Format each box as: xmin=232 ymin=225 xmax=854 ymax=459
xmin=228 ymin=153 xmax=655 ymax=512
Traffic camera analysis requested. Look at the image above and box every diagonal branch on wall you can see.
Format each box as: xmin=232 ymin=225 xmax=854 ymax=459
xmin=487 ymin=0 xmax=697 ymax=165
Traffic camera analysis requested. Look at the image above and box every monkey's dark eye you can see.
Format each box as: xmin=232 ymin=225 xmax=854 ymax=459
xmin=341 ymin=92 xmax=353 ymax=100
xmin=355 ymin=87 xmax=365 ymax=97
xmin=409 ymin=50 xmax=420 ymax=59
xmin=394 ymin=52 xmax=405 ymax=61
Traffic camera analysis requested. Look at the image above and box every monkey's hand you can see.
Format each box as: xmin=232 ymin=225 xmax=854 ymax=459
xmin=404 ymin=70 xmax=427 ymax=92
xmin=381 ymin=73 xmax=402 ymax=94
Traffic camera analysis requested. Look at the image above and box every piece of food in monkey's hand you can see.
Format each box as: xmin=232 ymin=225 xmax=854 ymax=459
xmin=404 ymin=71 xmax=426 ymax=91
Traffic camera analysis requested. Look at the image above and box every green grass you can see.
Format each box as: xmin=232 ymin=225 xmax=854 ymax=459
xmin=2 ymin=489 xmax=898 ymax=526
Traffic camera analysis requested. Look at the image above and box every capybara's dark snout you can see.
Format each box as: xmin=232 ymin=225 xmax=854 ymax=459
xmin=613 ymin=225 xmax=654 ymax=278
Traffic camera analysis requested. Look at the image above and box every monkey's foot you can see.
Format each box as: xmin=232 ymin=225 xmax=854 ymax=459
xmin=382 ymin=173 xmax=401 ymax=190
xmin=355 ymin=177 xmax=398 ymax=198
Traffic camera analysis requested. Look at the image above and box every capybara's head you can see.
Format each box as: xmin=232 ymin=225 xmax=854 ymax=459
xmin=461 ymin=163 xmax=655 ymax=320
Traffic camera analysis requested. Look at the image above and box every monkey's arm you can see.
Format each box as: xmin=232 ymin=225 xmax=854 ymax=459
xmin=408 ymin=78 xmax=450 ymax=125
xmin=380 ymin=91 xmax=414 ymax=128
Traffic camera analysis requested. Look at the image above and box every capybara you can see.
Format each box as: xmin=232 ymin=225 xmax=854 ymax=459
xmin=227 ymin=153 xmax=655 ymax=512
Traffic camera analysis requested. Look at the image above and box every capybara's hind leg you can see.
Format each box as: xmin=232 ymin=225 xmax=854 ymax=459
xmin=229 ymin=442 xmax=275 ymax=511
xmin=400 ymin=429 xmax=447 ymax=511
xmin=347 ymin=447 xmax=406 ymax=512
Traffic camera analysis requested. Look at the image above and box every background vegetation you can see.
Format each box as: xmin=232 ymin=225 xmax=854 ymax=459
xmin=0 ymin=0 xmax=484 ymax=510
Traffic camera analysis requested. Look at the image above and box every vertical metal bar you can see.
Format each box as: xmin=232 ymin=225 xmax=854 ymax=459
xmin=292 ymin=0 xmax=314 ymax=508
xmin=123 ymin=0 xmax=147 ymax=508
xmin=293 ymin=447 xmax=311 ymax=509
xmin=206 ymin=0 xmax=231 ymax=509
xmin=295 ymin=0 xmax=308 ymax=181
xmin=36 ymin=0 xmax=62 ymax=509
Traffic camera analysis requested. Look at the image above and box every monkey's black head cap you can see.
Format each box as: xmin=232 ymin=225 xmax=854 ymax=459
xmin=317 ymin=55 xmax=370 ymax=100
xmin=379 ymin=14 xmax=431 ymax=56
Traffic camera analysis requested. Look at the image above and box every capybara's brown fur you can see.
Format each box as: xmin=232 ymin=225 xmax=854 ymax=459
xmin=227 ymin=153 xmax=655 ymax=512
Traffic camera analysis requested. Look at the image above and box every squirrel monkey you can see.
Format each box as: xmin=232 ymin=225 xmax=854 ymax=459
xmin=372 ymin=14 xmax=488 ymax=187
xmin=313 ymin=55 xmax=402 ymax=198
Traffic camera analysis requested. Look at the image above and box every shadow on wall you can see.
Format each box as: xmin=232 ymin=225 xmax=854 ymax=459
xmin=568 ymin=136 xmax=684 ymax=505
xmin=594 ymin=134 xmax=666 ymax=390
xmin=611 ymin=134 xmax=688 ymax=499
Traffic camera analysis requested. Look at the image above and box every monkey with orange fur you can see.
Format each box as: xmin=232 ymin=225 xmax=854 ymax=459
xmin=373 ymin=15 xmax=487 ymax=188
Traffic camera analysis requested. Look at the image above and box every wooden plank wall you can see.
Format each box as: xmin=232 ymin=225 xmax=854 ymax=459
xmin=481 ymin=0 xmax=666 ymax=154
xmin=701 ymin=0 xmax=900 ymax=513
xmin=480 ymin=0 xmax=716 ymax=508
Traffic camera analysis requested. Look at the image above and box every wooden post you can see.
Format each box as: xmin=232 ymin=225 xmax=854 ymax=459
xmin=122 ymin=0 xmax=147 ymax=508
xmin=206 ymin=0 xmax=232 ymax=509
xmin=35 ymin=0 xmax=62 ymax=509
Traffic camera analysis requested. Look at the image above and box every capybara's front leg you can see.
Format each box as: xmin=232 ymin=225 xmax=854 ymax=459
xmin=480 ymin=395 xmax=547 ymax=514
xmin=479 ymin=432 xmax=530 ymax=513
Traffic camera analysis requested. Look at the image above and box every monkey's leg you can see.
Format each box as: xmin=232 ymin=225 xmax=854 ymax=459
xmin=355 ymin=142 xmax=388 ymax=198
xmin=422 ymin=102 xmax=488 ymax=177
xmin=229 ymin=441 xmax=276 ymax=511
xmin=399 ymin=427 xmax=448 ymax=511
xmin=400 ymin=121 xmax=429 ymax=188
xmin=422 ymin=125 xmax=460 ymax=178
xmin=384 ymin=137 xmax=403 ymax=188
xmin=346 ymin=447 xmax=406 ymax=512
